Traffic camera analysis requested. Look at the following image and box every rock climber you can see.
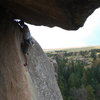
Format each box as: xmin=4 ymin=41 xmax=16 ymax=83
xmin=18 ymin=20 xmax=34 ymax=66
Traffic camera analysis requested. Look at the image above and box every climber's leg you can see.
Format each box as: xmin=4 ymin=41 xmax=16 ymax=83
xmin=21 ymin=40 xmax=29 ymax=66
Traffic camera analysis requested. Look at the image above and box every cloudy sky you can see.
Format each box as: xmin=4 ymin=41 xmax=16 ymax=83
xmin=28 ymin=7 xmax=100 ymax=49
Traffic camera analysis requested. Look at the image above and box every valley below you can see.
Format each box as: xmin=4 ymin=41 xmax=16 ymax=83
xmin=45 ymin=46 xmax=100 ymax=100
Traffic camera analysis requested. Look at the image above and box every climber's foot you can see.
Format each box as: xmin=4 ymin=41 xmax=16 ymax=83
xmin=24 ymin=63 xmax=27 ymax=66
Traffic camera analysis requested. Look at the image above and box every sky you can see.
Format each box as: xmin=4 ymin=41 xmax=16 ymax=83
xmin=28 ymin=7 xmax=100 ymax=49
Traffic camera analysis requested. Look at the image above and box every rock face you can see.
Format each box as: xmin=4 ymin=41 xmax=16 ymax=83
xmin=0 ymin=14 xmax=63 ymax=100
xmin=28 ymin=41 xmax=63 ymax=100
xmin=0 ymin=0 xmax=100 ymax=30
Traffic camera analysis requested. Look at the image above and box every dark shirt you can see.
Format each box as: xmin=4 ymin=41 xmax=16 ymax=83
xmin=22 ymin=25 xmax=32 ymax=40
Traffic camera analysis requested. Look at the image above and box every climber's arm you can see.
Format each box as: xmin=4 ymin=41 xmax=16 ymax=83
xmin=17 ymin=20 xmax=25 ymax=28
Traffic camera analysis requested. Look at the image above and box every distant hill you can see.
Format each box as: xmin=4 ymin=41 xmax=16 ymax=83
xmin=44 ymin=45 xmax=100 ymax=52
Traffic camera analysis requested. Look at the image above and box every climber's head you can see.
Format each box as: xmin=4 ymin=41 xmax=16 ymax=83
xmin=19 ymin=20 xmax=24 ymax=26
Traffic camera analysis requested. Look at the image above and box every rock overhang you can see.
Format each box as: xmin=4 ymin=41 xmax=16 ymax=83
xmin=0 ymin=0 xmax=100 ymax=30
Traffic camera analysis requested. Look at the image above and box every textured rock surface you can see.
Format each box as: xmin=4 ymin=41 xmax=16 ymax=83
xmin=0 ymin=0 xmax=100 ymax=30
xmin=0 ymin=14 xmax=63 ymax=100
xmin=48 ymin=57 xmax=58 ymax=77
xmin=28 ymin=40 xmax=63 ymax=100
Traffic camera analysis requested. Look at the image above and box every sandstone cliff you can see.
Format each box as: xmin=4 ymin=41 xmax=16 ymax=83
xmin=0 ymin=15 xmax=63 ymax=100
